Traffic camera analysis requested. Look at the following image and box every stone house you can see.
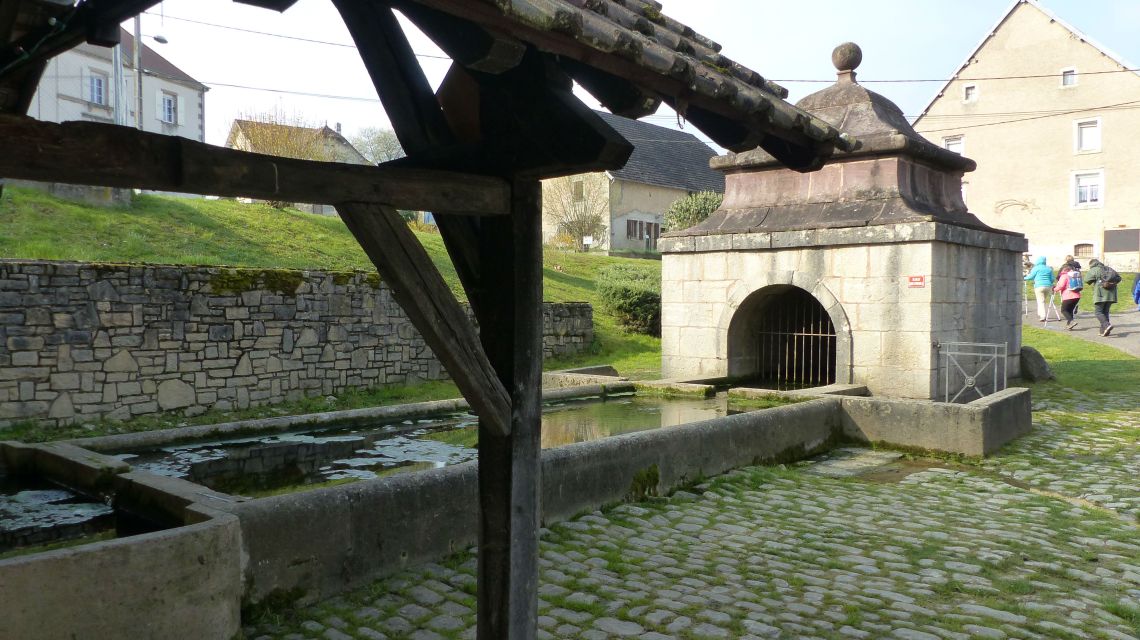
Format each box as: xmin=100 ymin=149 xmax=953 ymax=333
xmin=540 ymin=111 xmax=724 ymax=253
xmin=225 ymin=120 xmax=371 ymax=215
xmin=912 ymin=0 xmax=1140 ymax=270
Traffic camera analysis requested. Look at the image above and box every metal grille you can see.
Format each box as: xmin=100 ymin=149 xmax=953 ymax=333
xmin=754 ymin=289 xmax=836 ymax=389
xmin=939 ymin=342 xmax=1008 ymax=403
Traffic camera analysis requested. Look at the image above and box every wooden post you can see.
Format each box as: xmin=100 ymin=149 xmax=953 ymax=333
xmin=477 ymin=178 xmax=543 ymax=638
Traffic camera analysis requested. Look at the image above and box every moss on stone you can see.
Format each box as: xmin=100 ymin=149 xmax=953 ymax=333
xmin=209 ymin=268 xmax=305 ymax=295
xmin=629 ymin=463 xmax=660 ymax=501
xmin=241 ymin=586 xmax=307 ymax=626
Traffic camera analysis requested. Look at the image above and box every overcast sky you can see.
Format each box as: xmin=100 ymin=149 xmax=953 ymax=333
xmin=129 ymin=0 xmax=1140 ymax=147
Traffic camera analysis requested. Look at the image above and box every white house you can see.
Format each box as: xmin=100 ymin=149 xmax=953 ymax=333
xmin=912 ymin=0 xmax=1140 ymax=270
xmin=28 ymin=28 xmax=206 ymax=140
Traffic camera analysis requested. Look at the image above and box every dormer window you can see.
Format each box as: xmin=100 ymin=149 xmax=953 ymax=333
xmin=1061 ymin=68 xmax=1078 ymax=87
xmin=963 ymin=84 xmax=978 ymax=102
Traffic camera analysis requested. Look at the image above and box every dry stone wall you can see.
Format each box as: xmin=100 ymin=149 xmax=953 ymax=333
xmin=0 ymin=261 xmax=592 ymax=427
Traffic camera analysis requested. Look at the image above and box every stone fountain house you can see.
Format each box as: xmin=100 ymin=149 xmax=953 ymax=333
xmin=661 ymin=44 xmax=1029 ymax=399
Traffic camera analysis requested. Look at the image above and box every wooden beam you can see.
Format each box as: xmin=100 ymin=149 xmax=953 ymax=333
xmin=392 ymin=1 xmax=525 ymax=74
xmin=335 ymin=202 xmax=512 ymax=437
xmin=471 ymin=52 xmax=633 ymax=179
xmin=232 ymin=0 xmax=301 ymax=11
xmin=332 ymin=0 xmax=454 ymax=155
xmin=0 ymin=114 xmax=509 ymax=215
xmin=0 ymin=0 xmax=159 ymax=80
xmin=476 ymin=179 xmax=543 ymax=639
xmin=560 ymin=59 xmax=662 ymax=120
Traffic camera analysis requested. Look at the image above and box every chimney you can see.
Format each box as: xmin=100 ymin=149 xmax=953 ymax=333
xmin=336 ymin=122 xmax=342 ymax=134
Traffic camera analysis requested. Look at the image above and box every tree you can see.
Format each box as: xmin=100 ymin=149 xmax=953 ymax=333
xmin=350 ymin=127 xmax=406 ymax=164
xmin=544 ymin=174 xmax=609 ymax=252
xmin=233 ymin=109 xmax=333 ymax=208
xmin=663 ymin=190 xmax=724 ymax=232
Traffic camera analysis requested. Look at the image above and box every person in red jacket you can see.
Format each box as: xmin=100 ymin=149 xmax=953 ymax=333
xmin=1054 ymin=265 xmax=1081 ymax=330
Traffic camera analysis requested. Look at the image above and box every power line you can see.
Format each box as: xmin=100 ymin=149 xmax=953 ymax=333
xmin=140 ymin=11 xmax=451 ymax=60
xmin=771 ymin=67 xmax=1140 ymax=84
xmin=203 ymin=80 xmax=381 ymax=102
xmin=916 ymin=97 xmax=1140 ymax=134
xmin=143 ymin=12 xmax=1140 ymax=85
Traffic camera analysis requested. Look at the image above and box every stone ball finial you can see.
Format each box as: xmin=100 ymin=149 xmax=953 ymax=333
xmin=832 ymin=42 xmax=862 ymax=73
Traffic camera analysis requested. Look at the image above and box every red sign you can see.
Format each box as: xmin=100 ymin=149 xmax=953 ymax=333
xmin=908 ymin=276 xmax=926 ymax=288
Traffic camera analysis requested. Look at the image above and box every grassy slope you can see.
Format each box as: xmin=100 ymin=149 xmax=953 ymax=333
xmin=0 ymin=187 xmax=659 ymax=378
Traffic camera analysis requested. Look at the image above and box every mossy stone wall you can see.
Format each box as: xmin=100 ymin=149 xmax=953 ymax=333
xmin=0 ymin=260 xmax=592 ymax=428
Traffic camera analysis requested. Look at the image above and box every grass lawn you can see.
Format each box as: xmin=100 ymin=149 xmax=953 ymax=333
xmin=0 ymin=187 xmax=662 ymax=440
xmin=1019 ymin=325 xmax=1140 ymax=397
xmin=0 ymin=186 xmax=660 ymax=378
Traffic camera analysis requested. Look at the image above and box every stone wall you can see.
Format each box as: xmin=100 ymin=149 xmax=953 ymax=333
xmin=660 ymin=222 xmax=1025 ymax=399
xmin=0 ymin=260 xmax=592 ymax=427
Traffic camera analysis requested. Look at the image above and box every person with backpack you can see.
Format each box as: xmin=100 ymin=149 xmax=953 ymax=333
xmin=1024 ymin=256 xmax=1056 ymax=322
xmin=1087 ymin=258 xmax=1121 ymax=336
xmin=1053 ymin=265 xmax=1082 ymax=330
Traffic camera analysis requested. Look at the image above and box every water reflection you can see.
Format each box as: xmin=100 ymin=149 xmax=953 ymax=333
xmin=116 ymin=393 xmax=735 ymax=497
xmin=0 ymin=476 xmax=114 ymax=552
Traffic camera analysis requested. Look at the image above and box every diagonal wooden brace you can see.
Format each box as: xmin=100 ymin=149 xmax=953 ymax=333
xmin=335 ymin=201 xmax=511 ymax=436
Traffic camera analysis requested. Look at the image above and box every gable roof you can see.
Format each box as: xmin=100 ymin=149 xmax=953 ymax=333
xmin=396 ymin=0 xmax=856 ymax=165
xmin=913 ymin=0 xmax=1139 ymax=122
xmin=595 ymin=111 xmax=724 ymax=193
xmin=73 ymin=28 xmax=206 ymax=91
xmin=226 ymin=120 xmax=371 ymax=165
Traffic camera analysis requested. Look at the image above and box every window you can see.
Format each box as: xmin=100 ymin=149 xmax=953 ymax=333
xmin=1061 ymin=68 xmax=1078 ymax=87
xmin=88 ymin=73 xmax=107 ymax=105
xmin=942 ymin=135 xmax=964 ymax=155
xmin=625 ymin=220 xmax=661 ymax=248
xmin=1075 ymin=118 xmax=1101 ymax=153
xmin=1072 ymin=170 xmax=1104 ymax=207
xmin=1074 ymin=243 xmax=1094 ymax=258
xmin=963 ymin=84 xmax=977 ymax=102
xmin=160 ymin=92 xmax=177 ymax=124
xmin=571 ymin=180 xmax=584 ymax=201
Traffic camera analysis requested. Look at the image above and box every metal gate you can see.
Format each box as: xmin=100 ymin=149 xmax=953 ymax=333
xmin=938 ymin=341 xmax=1007 ymax=403
xmin=755 ymin=288 xmax=836 ymax=389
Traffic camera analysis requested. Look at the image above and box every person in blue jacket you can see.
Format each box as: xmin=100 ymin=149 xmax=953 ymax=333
xmin=1133 ymin=272 xmax=1140 ymax=312
xmin=1024 ymin=256 xmax=1055 ymax=322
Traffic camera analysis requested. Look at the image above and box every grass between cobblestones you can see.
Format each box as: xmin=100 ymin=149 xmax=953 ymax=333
xmin=242 ymin=329 xmax=1140 ymax=639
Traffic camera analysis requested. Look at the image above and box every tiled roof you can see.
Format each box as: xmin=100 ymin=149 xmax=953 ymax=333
xmin=74 ymin=29 xmax=206 ymax=90
xmin=596 ymin=111 xmax=723 ymax=193
xmin=406 ymin=0 xmax=856 ymax=157
xmin=227 ymin=120 xmax=371 ymax=165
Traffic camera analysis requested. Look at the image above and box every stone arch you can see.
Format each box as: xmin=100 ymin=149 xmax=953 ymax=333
xmin=716 ymin=272 xmax=852 ymax=385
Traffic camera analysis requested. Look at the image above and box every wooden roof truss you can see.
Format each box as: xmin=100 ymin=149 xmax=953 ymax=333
xmin=0 ymin=1 xmax=857 ymax=637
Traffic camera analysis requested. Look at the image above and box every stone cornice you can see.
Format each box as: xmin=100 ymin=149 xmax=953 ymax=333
xmin=659 ymin=221 xmax=1027 ymax=254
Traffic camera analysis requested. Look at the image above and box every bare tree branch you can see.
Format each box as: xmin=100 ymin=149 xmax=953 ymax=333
xmin=543 ymin=174 xmax=609 ymax=251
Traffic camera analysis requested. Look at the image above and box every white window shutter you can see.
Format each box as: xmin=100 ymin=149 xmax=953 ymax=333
xmin=176 ymin=96 xmax=185 ymax=126
xmin=155 ymin=90 xmax=163 ymax=121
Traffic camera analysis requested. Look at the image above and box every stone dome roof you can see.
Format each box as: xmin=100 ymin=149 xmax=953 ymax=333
xmin=714 ymin=43 xmax=974 ymax=173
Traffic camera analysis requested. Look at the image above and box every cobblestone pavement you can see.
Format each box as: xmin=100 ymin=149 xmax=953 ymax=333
xmin=248 ymin=392 xmax=1140 ymax=640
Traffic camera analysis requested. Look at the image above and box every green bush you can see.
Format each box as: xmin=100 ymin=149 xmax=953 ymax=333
xmin=597 ymin=262 xmax=661 ymax=336
xmin=663 ymin=190 xmax=724 ymax=232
